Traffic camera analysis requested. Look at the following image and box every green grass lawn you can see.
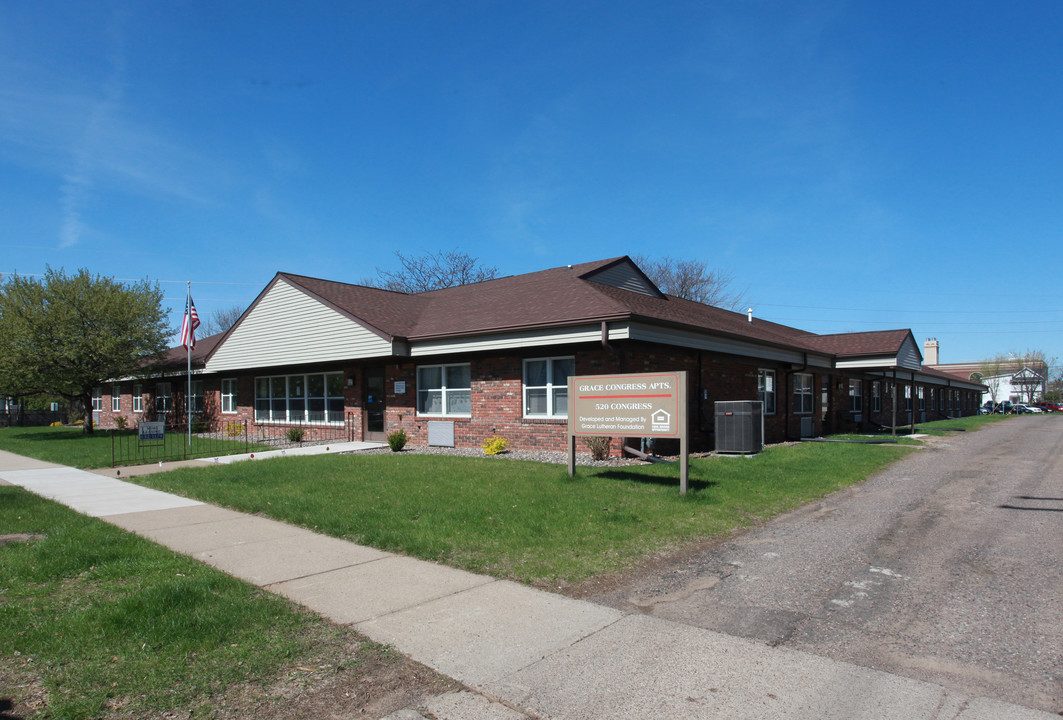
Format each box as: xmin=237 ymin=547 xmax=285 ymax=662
xmin=132 ymin=441 xmax=914 ymax=585
xmin=0 ymin=426 xmax=268 ymax=469
xmin=0 ymin=486 xmax=397 ymax=719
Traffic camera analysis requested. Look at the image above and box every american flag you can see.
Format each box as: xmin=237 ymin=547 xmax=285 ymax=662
xmin=180 ymin=290 xmax=200 ymax=350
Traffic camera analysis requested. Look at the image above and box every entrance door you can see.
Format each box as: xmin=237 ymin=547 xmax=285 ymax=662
xmin=364 ymin=367 xmax=386 ymax=442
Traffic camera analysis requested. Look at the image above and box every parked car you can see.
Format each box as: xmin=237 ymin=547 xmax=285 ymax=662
xmin=1011 ymin=404 xmax=1041 ymax=414
xmin=1035 ymin=403 xmax=1062 ymax=412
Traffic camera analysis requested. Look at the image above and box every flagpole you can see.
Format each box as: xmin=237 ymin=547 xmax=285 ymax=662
xmin=187 ymin=281 xmax=192 ymax=446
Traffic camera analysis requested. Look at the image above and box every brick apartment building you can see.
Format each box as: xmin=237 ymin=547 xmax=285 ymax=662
xmin=91 ymin=257 xmax=985 ymax=455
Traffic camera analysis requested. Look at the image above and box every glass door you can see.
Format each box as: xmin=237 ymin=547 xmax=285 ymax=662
xmin=364 ymin=367 xmax=386 ymax=442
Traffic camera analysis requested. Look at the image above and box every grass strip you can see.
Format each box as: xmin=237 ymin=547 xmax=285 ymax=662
xmin=133 ymin=441 xmax=913 ymax=585
xmin=0 ymin=426 xmax=269 ymax=469
xmin=0 ymin=486 xmax=381 ymax=719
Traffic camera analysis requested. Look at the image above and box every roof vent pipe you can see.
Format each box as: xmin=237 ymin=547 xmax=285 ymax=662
xmin=747 ymin=308 xmax=753 ymax=323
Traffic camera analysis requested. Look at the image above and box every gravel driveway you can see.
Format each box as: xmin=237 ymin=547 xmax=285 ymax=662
xmin=591 ymin=417 xmax=1063 ymax=714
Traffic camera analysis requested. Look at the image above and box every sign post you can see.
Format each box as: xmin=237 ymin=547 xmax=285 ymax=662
xmin=568 ymin=371 xmax=689 ymax=493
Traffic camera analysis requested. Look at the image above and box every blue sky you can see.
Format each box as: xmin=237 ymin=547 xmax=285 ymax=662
xmin=2 ymin=1 xmax=1061 ymax=368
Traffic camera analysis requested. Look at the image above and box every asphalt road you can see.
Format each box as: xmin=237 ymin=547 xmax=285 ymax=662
xmin=592 ymin=417 xmax=1063 ymax=714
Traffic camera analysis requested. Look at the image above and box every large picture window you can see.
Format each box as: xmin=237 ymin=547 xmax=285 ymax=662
xmin=255 ymin=372 xmax=345 ymax=423
xmin=417 ymin=363 xmax=471 ymax=416
xmin=793 ymin=373 xmax=813 ymax=415
xmin=221 ymin=379 xmax=238 ymax=414
xmin=524 ymin=357 xmax=574 ymax=418
xmin=758 ymin=369 xmax=776 ymax=415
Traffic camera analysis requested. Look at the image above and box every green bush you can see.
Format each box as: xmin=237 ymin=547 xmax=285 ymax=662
xmin=286 ymin=426 xmax=306 ymax=443
xmin=481 ymin=435 xmax=508 ymax=455
xmin=387 ymin=428 xmax=408 ymax=452
xmin=582 ymin=435 xmax=612 ymax=461
xmin=114 ymin=416 xmax=128 ymax=430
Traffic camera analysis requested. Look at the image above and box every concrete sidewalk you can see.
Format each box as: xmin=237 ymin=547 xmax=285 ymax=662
xmin=0 ymin=448 xmax=1054 ymax=720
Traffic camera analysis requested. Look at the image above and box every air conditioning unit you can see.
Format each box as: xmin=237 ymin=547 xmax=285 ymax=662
xmin=715 ymin=401 xmax=764 ymax=454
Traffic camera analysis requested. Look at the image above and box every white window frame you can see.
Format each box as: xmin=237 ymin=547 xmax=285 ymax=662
xmin=111 ymin=385 xmax=121 ymax=412
xmin=904 ymin=384 xmax=912 ymax=412
xmin=221 ymin=378 xmax=238 ymax=414
xmin=849 ymin=379 xmax=862 ymax=413
xmin=255 ymin=372 xmax=345 ymax=424
xmin=91 ymin=387 xmax=103 ymax=412
xmin=917 ymin=386 xmax=925 ymax=411
xmin=155 ymin=382 xmax=172 ymax=414
xmin=757 ymin=369 xmax=777 ymax=415
xmin=133 ymin=384 xmax=143 ymax=413
xmin=523 ymin=356 xmax=574 ymax=419
xmin=416 ymin=363 xmax=472 ymax=417
xmin=793 ymin=373 xmax=813 ymax=415
xmin=872 ymin=381 xmax=882 ymax=413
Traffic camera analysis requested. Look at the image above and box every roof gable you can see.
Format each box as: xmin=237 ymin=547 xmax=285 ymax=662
xmin=579 ymin=257 xmax=664 ymax=297
xmin=205 ymin=276 xmax=395 ymax=372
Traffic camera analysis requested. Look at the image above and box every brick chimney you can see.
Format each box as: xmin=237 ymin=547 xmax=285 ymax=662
xmin=924 ymin=338 xmax=939 ymax=365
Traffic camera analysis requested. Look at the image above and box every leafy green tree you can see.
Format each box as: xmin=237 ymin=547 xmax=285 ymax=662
xmin=0 ymin=268 xmax=171 ymax=433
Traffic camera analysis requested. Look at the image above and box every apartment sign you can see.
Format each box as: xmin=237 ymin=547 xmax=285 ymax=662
xmin=569 ymin=372 xmax=686 ymax=437
xmin=567 ymin=371 xmax=690 ymax=493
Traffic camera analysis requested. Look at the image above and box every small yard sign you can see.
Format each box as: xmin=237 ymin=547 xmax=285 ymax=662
xmin=567 ymin=371 xmax=690 ymax=493
xmin=138 ymin=421 xmax=165 ymax=442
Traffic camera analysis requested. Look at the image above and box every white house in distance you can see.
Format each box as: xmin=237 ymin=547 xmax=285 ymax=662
xmin=923 ymin=339 xmax=1047 ymax=405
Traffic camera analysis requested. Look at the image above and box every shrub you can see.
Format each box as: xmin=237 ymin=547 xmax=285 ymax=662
xmin=286 ymin=426 xmax=306 ymax=443
xmin=225 ymin=421 xmax=243 ymax=438
xmin=114 ymin=416 xmax=128 ymax=430
xmin=582 ymin=435 xmax=612 ymax=461
xmin=387 ymin=428 xmax=408 ymax=452
xmin=481 ymin=435 xmax=508 ymax=455
xmin=191 ymin=420 xmax=210 ymax=434
xmin=50 ymin=421 xmax=63 ymax=427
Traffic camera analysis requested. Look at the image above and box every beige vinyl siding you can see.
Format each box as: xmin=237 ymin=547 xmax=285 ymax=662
xmin=207 ymin=279 xmax=394 ymax=372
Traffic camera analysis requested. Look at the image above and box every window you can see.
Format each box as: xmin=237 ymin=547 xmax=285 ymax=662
xmin=758 ymin=369 xmax=776 ymax=415
xmin=155 ymin=382 xmax=172 ymax=413
xmin=872 ymin=381 xmax=882 ymax=413
xmin=111 ymin=385 xmax=121 ymax=412
xmin=849 ymin=379 xmax=862 ymax=413
xmin=417 ymin=363 xmax=471 ymax=416
xmin=255 ymin=372 xmax=345 ymax=423
xmin=793 ymin=373 xmax=813 ymax=414
xmin=91 ymin=387 xmax=103 ymax=412
xmin=904 ymin=385 xmax=912 ymax=412
xmin=133 ymin=384 xmax=143 ymax=413
xmin=189 ymin=380 xmax=204 ymax=413
xmin=221 ymin=379 xmax=238 ymax=414
xmin=524 ymin=357 xmax=574 ymax=418
xmin=917 ymin=386 xmax=925 ymax=411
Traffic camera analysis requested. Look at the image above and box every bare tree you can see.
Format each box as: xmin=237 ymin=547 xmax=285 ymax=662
xmin=203 ymin=305 xmax=244 ymax=336
xmin=633 ymin=255 xmax=747 ymax=310
xmin=366 ymin=250 xmax=499 ymax=293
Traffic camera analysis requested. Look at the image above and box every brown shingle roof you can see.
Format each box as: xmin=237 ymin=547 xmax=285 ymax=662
xmin=165 ymin=257 xmax=975 ymax=385
xmin=801 ymin=329 xmax=915 ymax=358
